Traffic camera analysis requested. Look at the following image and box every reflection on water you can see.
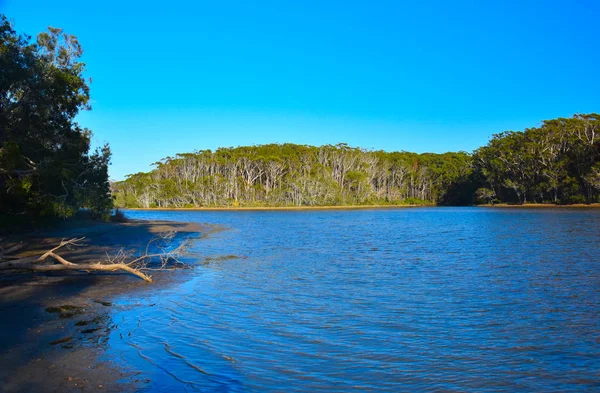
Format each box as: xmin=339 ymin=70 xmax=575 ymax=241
xmin=107 ymin=208 xmax=600 ymax=392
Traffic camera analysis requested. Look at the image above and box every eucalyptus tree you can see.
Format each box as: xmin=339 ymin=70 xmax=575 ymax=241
xmin=474 ymin=113 xmax=600 ymax=204
xmin=113 ymin=144 xmax=472 ymax=207
xmin=0 ymin=15 xmax=112 ymax=219
xmin=113 ymin=114 xmax=599 ymax=208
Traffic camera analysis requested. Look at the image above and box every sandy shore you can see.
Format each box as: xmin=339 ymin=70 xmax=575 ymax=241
xmin=0 ymin=219 xmax=207 ymax=393
xmin=126 ymin=203 xmax=600 ymax=211
xmin=125 ymin=204 xmax=431 ymax=211
xmin=478 ymin=203 xmax=600 ymax=208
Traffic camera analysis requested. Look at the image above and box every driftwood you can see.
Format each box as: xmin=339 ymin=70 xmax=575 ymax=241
xmin=0 ymin=232 xmax=191 ymax=283
xmin=0 ymin=241 xmax=28 ymax=257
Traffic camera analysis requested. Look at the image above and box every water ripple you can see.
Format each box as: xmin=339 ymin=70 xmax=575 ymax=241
xmin=109 ymin=208 xmax=600 ymax=392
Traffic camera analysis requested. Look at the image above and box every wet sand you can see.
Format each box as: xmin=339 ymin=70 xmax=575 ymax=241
xmin=0 ymin=219 xmax=207 ymax=392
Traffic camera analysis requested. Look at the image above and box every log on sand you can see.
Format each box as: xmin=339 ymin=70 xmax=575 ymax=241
xmin=0 ymin=234 xmax=191 ymax=283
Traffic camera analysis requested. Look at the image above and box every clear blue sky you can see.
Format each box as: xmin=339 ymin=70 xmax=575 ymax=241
xmin=2 ymin=0 xmax=599 ymax=180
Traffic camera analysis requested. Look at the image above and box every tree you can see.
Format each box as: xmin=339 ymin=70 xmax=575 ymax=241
xmin=0 ymin=15 xmax=112 ymax=220
xmin=474 ymin=114 xmax=600 ymax=204
xmin=475 ymin=188 xmax=496 ymax=205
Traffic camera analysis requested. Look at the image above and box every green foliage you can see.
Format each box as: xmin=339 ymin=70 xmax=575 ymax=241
xmin=473 ymin=114 xmax=600 ymax=204
xmin=0 ymin=15 xmax=112 ymax=220
xmin=475 ymin=188 xmax=497 ymax=205
xmin=113 ymin=113 xmax=600 ymax=208
xmin=113 ymin=144 xmax=472 ymax=208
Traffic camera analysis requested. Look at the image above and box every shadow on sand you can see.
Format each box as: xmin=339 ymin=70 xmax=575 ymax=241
xmin=0 ymin=219 xmax=204 ymax=392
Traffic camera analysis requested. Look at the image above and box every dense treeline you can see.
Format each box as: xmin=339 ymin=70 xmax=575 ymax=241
xmin=113 ymin=144 xmax=473 ymax=208
xmin=474 ymin=114 xmax=600 ymax=204
xmin=0 ymin=15 xmax=112 ymax=221
xmin=114 ymin=113 xmax=600 ymax=208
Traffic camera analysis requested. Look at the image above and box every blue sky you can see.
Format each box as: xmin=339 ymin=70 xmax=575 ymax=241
xmin=2 ymin=0 xmax=599 ymax=180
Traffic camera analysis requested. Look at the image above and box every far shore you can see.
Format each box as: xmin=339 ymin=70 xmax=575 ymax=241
xmin=123 ymin=204 xmax=433 ymax=211
xmin=479 ymin=203 xmax=600 ymax=208
xmin=123 ymin=203 xmax=600 ymax=211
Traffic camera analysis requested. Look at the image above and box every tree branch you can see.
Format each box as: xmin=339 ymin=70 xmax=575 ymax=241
xmin=0 ymin=233 xmax=192 ymax=283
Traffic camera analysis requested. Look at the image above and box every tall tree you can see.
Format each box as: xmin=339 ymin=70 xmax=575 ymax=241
xmin=0 ymin=15 xmax=112 ymax=219
xmin=474 ymin=114 xmax=600 ymax=204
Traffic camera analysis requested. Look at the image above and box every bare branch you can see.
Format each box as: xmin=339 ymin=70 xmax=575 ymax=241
xmin=0 ymin=242 xmax=27 ymax=257
xmin=0 ymin=233 xmax=193 ymax=282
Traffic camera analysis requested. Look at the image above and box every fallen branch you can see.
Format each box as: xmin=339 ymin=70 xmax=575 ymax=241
xmin=9 ymin=261 xmax=154 ymax=282
xmin=0 ymin=232 xmax=192 ymax=283
xmin=0 ymin=241 xmax=28 ymax=257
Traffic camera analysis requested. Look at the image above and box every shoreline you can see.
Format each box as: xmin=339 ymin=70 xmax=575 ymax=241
xmin=478 ymin=203 xmax=600 ymax=208
xmin=122 ymin=203 xmax=600 ymax=211
xmin=0 ymin=218 xmax=207 ymax=393
xmin=123 ymin=204 xmax=432 ymax=211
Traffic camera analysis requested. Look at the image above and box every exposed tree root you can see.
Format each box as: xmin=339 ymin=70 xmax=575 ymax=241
xmin=0 ymin=232 xmax=192 ymax=283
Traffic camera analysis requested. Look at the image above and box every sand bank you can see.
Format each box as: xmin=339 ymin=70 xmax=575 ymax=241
xmin=125 ymin=204 xmax=430 ymax=211
xmin=479 ymin=203 xmax=600 ymax=208
xmin=0 ymin=219 xmax=207 ymax=392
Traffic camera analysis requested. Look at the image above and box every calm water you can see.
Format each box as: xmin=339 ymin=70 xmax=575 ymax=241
xmin=108 ymin=208 xmax=600 ymax=392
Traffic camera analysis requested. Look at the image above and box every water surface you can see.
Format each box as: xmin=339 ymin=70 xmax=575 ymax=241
xmin=108 ymin=207 xmax=600 ymax=392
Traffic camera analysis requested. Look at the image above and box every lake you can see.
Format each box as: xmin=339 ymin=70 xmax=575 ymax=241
xmin=108 ymin=207 xmax=600 ymax=392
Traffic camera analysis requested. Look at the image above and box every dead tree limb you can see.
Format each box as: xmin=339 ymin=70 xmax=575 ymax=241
xmin=0 ymin=232 xmax=192 ymax=283
xmin=0 ymin=241 xmax=28 ymax=258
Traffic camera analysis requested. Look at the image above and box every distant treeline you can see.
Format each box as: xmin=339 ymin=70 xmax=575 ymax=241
xmin=113 ymin=146 xmax=473 ymax=207
xmin=112 ymin=113 xmax=600 ymax=208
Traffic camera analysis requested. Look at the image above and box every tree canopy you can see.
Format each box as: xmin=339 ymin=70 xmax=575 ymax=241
xmin=0 ymin=15 xmax=112 ymax=221
xmin=113 ymin=114 xmax=600 ymax=208
xmin=113 ymin=144 xmax=474 ymax=208
xmin=474 ymin=114 xmax=600 ymax=204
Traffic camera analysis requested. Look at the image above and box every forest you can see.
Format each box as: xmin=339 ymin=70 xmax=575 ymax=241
xmin=113 ymin=146 xmax=474 ymax=208
xmin=112 ymin=113 xmax=600 ymax=208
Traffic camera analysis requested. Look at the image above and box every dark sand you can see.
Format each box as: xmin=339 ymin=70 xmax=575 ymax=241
xmin=0 ymin=219 xmax=209 ymax=393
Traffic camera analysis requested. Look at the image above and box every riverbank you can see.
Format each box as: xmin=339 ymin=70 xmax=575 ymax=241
xmin=124 ymin=203 xmax=600 ymax=211
xmin=0 ymin=219 xmax=206 ymax=393
xmin=479 ymin=203 xmax=600 ymax=208
xmin=124 ymin=204 xmax=432 ymax=211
